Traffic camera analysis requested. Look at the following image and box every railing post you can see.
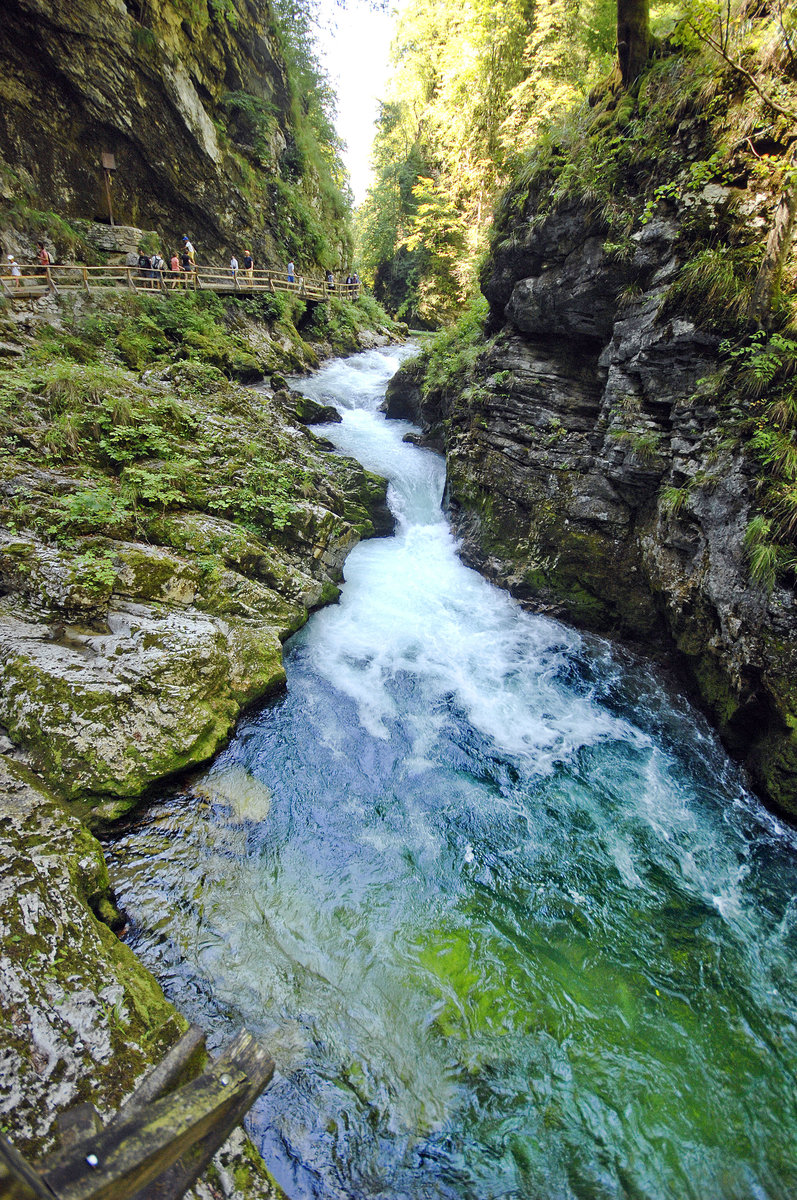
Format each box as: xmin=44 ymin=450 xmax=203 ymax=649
xmin=126 ymin=267 xmax=136 ymax=291
xmin=82 ymin=266 xmax=90 ymax=295
xmin=45 ymin=266 xmax=59 ymax=296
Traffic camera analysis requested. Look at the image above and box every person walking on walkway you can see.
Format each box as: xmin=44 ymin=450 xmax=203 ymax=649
xmin=230 ymin=253 xmax=239 ymax=284
xmin=7 ymin=256 xmax=21 ymax=288
xmin=182 ymin=236 xmax=196 ymax=265
xmin=181 ymin=246 xmax=193 ymax=287
xmin=151 ymin=251 xmax=164 ymax=286
xmin=137 ymin=250 xmax=152 ymax=287
xmin=243 ymin=250 xmax=254 ymax=284
xmin=287 ymin=261 xmax=295 ymax=285
xmin=169 ymin=251 xmax=180 ymax=288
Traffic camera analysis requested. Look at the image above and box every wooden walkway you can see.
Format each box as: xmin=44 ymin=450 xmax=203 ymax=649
xmin=0 ymin=263 xmax=360 ymax=303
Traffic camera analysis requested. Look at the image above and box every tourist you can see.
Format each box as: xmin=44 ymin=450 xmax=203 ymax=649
xmin=7 ymin=255 xmax=21 ymax=287
xmin=230 ymin=253 xmax=239 ymax=283
xmin=287 ymin=261 xmax=295 ymax=285
xmin=137 ymin=250 xmax=152 ymax=287
xmin=326 ymin=270 xmax=335 ymax=292
xmin=181 ymin=247 xmax=193 ymax=285
xmin=243 ymin=250 xmax=254 ymax=284
xmin=169 ymin=251 xmax=180 ymax=288
xmin=37 ymin=242 xmax=52 ymax=268
xmin=182 ymin=236 xmax=196 ymax=265
xmin=150 ymin=251 xmax=164 ymax=286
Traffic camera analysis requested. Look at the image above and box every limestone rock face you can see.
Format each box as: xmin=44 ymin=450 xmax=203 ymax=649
xmin=395 ymin=196 xmax=797 ymax=815
xmin=0 ymin=756 xmax=183 ymax=1151
xmin=0 ymin=758 xmax=284 ymax=1197
xmin=0 ymin=0 xmax=334 ymax=263
xmin=0 ymin=383 xmax=391 ymax=818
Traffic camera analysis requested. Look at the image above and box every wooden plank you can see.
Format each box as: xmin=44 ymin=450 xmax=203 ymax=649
xmin=57 ymin=1105 xmax=103 ymax=1152
xmin=39 ymin=1104 xmax=104 ymax=1175
xmin=0 ymin=1136 xmax=58 ymax=1200
xmin=129 ymin=1030 xmax=275 ymax=1200
xmin=41 ymin=1062 xmax=249 ymax=1200
xmin=110 ymin=1024 xmax=205 ymax=1127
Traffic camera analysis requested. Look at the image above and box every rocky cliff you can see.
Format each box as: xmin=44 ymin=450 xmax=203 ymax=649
xmin=386 ymin=43 xmax=797 ymax=816
xmin=0 ymin=0 xmax=349 ymax=267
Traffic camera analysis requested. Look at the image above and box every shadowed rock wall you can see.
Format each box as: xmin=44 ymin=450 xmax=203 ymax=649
xmin=0 ymin=0 xmax=339 ymax=263
xmin=386 ymin=189 xmax=797 ymax=816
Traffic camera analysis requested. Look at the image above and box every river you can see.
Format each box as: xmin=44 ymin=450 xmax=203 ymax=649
xmin=107 ymin=345 xmax=797 ymax=1200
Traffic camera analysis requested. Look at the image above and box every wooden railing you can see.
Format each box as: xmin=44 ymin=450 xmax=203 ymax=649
xmin=0 ymin=263 xmax=360 ymax=302
xmin=0 ymin=1025 xmax=276 ymax=1200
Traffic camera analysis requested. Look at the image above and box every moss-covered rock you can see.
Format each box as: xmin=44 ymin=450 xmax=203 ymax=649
xmin=0 ymin=758 xmax=286 ymax=1197
xmin=0 ymin=298 xmax=394 ymax=818
xmin=0 ymin=757 xmax=184 ymax=1155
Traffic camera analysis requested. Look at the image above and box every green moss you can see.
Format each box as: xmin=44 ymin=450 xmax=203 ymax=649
xmin=750 ymin=725 xmax=797 ymax=819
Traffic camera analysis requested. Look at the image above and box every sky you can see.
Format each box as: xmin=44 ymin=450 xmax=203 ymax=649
xmin=314 ymin=1 xmax=399 ymax=205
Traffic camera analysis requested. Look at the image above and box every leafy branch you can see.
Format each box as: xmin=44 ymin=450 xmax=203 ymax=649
xmin=684 ymin=15 xmax=797 ymax=123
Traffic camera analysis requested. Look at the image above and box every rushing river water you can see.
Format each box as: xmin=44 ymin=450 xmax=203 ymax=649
xmin=107 ymin=346 xmax=797 ymax=1200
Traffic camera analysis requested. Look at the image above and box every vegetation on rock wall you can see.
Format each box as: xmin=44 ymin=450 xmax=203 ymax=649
xmin=0 ymin=0 xmax=353 ymax=271
xmin=0 ymin=288 xmax=396 ymax=816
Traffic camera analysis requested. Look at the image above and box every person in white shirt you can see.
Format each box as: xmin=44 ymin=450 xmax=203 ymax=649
xmin=230 ymin=254 xmax=239 ymax=280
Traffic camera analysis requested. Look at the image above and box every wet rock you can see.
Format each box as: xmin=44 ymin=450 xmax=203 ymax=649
xmin=416 ymin=186 xmax=797 ymax=815
xmin=0 ymin=758 xmax=286 ymax=1198
xmin=275 ymin=388 xmax=342 ymax=425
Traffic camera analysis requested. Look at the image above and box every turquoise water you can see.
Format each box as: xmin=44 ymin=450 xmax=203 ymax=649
xmin=107 ymin=347 xmax=797 ymax=1200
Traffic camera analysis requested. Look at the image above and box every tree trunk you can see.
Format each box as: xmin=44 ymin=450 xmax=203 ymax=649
xmin=748 ymin=144 xmax=797 ymax=329
xmin=617 ymin=0 xmax=650 ymax=87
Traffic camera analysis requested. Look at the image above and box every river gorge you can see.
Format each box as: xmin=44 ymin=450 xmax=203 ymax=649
xmin=106 ymin=346 xmax=797 ymax=1200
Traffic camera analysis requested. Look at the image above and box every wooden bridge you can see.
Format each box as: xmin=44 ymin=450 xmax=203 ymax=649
xmin=0 ymin=263 xmax=360 ymax=303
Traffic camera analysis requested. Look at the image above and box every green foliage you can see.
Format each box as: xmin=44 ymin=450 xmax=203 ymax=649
xmin=417 ymin=295 xmax=490 ymax=400
xmin=222 ymin=91 xmax=277 ymax=167
xmin=54 ymin=486 xmax=133 ymax=538
xmin=742 ymin=514 xmax=796 ymax=591
xmin=663 ymin=248 xmax=756 ymax=334
xmin=712 ymin=331 xmax=797 ymax=585
xmin=68 ymin=549 xmax=118 ymax=599
xmin=612 ymin=428 xmax=663 ymax=463
xmin=358 ymin=0 xmax=620 ymax=323
xmin=265 ymin=0 xmax=353 ymax=269
xmin=302 ymin=295 xmax=394 ymax=353
xmin=659 ymin=484 xmax=690 ymax=515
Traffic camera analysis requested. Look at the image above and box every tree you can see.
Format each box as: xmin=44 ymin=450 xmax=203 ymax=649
xmin=616 ymin=0 xmax=649 ymax=86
